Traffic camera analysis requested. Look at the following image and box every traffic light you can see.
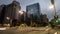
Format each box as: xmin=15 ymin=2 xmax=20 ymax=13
xmin=55 ymin=19 xmax=59 ymax=23
xmin=53 ymin=18 xmax=59 ymax=25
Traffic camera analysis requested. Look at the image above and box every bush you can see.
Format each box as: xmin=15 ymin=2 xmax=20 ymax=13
xmin=20 ymin=23 xmax=27 ymax=27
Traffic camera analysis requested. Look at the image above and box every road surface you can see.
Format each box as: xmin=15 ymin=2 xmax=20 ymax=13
xmin=0 ymin=27 xmax=59 ymax=34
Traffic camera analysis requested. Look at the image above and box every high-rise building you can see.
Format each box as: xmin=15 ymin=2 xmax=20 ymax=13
xmin=0 ymin=0 xmax=21 ymax=23
xmin=26 ymin=3 xmax=41 ymax=26
xmin=26 ymin=3 xmax=40 ymax=21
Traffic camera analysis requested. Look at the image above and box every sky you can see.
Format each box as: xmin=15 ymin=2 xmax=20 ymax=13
xmin=0 ymin=0 xmax=60 ymax=20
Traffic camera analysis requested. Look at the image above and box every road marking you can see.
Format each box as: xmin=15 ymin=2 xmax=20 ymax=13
xmin=0 ymin=28 xmax=6 ymax=30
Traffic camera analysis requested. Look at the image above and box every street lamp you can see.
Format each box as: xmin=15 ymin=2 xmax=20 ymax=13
xmin=6 ymin=17 xmax=10 ymax=20
xmin=49 ymin=5 xmax=54 ymax=9
xmin=6 ymin=17 xmax=10 ymax=23
xmin=19 ymin=11 xmax=23 ymax=15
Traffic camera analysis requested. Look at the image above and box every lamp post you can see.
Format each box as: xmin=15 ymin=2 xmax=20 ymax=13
xmin=49 ymin=4 xmax=58 ymax=18
xmin=50 ymin=0 xmax=58 ymax=19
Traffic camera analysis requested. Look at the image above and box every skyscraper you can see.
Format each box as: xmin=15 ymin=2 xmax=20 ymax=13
xmin=26 ymin=3 xmax=41 ymax=26
xmin=26 ymin=3 xmax=40 ymax=21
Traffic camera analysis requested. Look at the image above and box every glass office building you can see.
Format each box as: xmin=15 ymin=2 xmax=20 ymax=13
xmin=26 ymin=3 xmax=40 ymax=20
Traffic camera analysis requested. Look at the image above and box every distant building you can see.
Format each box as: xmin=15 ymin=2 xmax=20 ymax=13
xmin=21 ymin=11 xmax=26 ymax=22
xmin=0 ymin=0 xmax=21 ymax=23
xmin=18 ymin=11 xmax=26 ymax=22
xmin=26 ymin=3 xmax=40 ymax=21
xmin=40 ymin=14 xmax=49 ymax=26
xmin=23 ymin=11 xmax=26 ymax=21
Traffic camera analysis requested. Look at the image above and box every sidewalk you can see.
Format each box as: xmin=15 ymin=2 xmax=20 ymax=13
xmin=17 ymin=26 xmax=51 ymax=32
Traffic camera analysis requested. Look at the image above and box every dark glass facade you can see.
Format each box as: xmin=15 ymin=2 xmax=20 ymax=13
xmin=26 ymin=3 xmax=40 ymax=20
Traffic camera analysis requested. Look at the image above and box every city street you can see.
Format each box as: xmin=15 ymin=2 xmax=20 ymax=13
xmin=0 ymin=0 xmax=60 ymax=34
xmin=0 ymin=26 xmax=60 ymax=34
